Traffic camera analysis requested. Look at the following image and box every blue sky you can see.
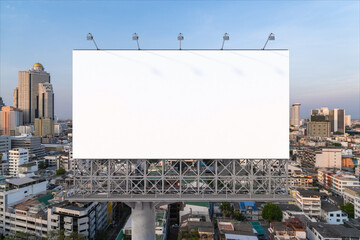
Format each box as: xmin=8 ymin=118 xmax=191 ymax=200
xmin=0 ymin=0 xmax=359 ymax=119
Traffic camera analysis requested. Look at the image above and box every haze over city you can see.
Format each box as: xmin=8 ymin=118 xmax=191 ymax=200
xmin=0 ymin=0 xmax=359 ymax=119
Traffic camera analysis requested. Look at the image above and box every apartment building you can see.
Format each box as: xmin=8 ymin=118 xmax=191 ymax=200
xmin=295 ymin=190 xmax=321 ymax=218
xmin=317 ymin=169 xmax=360 ymax=195
xmin=298 ymin=148 xmax=341 ymax=169
xmin=321 ymin=202 xmax=348 ymax=224
xmin=344 ymin=187 xmax=360 ymax=219
xmin=0 ymin=177 xmax=47 ymax=236
xmin=8 ymin=148 xmax=29 ymax=177
xmin=48 ymin=201 xmax=108 ymax=239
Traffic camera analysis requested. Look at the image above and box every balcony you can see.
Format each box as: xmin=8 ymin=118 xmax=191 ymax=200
xmin=64 ymin=216 xmax=73 ymax=224
xmin=64 ymin=223 xmax=73 ymax=231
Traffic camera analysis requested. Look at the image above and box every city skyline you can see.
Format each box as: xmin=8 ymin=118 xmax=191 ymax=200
xmin=0 ymin=0 xmax=359 ymax=119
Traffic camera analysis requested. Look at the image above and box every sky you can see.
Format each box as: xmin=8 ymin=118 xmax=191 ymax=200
xmin=0 ymin=0 xmax=359 ymax=120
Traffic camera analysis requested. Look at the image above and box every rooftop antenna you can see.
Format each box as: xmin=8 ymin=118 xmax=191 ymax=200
xmin=262 ymin=33 xmax=275 ymax=50
xmin=221 ymin=33 xmax=229 ymax=50
xmin=177 ymin=33 xmax=184 ymax=50
xmin=132 ymin=33 xmax=140 ymax=50
xmin=86 ymin=33 xmax=99 ymax=50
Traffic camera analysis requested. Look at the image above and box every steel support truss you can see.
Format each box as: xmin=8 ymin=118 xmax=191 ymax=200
xmin=66 ymin=159 xmax=292 ymax=202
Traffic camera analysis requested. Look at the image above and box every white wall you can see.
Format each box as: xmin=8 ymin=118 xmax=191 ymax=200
xmin=73 ymin=50 xmax=289 ymax=159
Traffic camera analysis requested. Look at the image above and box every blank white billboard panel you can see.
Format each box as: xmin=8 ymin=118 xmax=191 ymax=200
xmin=73 ymin=50 xmax=289 ymax=159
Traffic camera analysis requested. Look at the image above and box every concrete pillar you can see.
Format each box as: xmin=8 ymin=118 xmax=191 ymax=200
xmin=131 ymin=202 xmax=155 ymax=240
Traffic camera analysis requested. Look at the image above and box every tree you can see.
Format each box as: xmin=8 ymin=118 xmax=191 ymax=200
xmin=38 ymin=161 xmax=47 ymax=170
xmin=341 ymin=202 xmax=354 ymax=218
xmin=47 ymin=230 xmax=65 ymax=240
xmin=3 ymin=232 xmax=37 ymax=240
xmin=219 ymin=202 xmax=233 ymax=217
xmin=262 ymin=202 xmax=282 ymax=222
xmin=232 ymin=209 xmax=246 ymax=221
xmin=65 ymin=232 xmax=85 ymax=240
xmin=56 ymin=168 xmax=66 ymax=175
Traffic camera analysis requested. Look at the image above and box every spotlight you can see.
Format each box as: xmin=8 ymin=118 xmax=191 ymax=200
xmin=86 ymin=33 xmax=99 ymax=50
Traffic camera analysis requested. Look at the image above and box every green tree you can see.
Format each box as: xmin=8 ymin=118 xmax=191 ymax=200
xmin=232 ymin=209 xmax=246 ymax=221
xmin=341 ymin=202 xmax=354 ymax=218
xmin=219 ymin=202 xmax=233 ymax=217
xmin=64 ymin=232 xmax=85 ymax=240
xmin=56 ymin=168 xmax=66 ymax=175
xmin=38 ymin=161 xmax=47 ymax=170
xmin=262 ymin=202 xmax=282 ymax=222
xmin=47 ymin=230 xmax=65 ymax=240
xmin=333 ymin=142 xmax=342 ymax=147
xmin=3 ymin=232 xmax=37 ymax=240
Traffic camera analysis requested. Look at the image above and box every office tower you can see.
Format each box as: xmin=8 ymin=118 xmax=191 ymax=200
xmin=13 ymin=63 xmax=51 ymax=124
xmin=0 ymin=136 xmax=11 ymax=154
xmin=345 ymin=115 xmax=351 ymax=126
xmin=10 ymin=135 xmax=45 ymax=159
xmin=329 ymin=109 xmax=345 ymax=134
xmin=0 ymin=97 xmax=4 ymax=109
xmin=34 ymin=118 xmax=54 ymax=136
xmin=0 ymin=106 xmax=24 ymax=136
xmin=290 ymin=103 xmax=301 ymax=129
xmin=8 ymin=148 xmax=29 ymax=176
xmin=38 ymin=82 xmax=54 ymax=119
xmin=307 ymin=121 xmax=331 ymax=137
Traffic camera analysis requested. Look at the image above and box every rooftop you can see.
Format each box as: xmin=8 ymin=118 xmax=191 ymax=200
xmin=278 ymin=204 xmax=302 ymax=212
xmin=321 ymin=202 xmax=339 ymax=213
xmin=308 ymin=222 xmax=360 ymax=238
xmin=6 ymin=177 xmax=35 ymax=186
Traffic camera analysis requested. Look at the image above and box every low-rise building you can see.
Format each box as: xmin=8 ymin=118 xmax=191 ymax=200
xmin=0 ymin=177 xmax=48 ymax=236
xmin=48 ymin=201 xmax=108 ymax=239
xmin=306 ymin=222 xmax=360 ymax=240
xmin=321 ymin=202 xmax=348 ymax=224
xmin=344 ymin=186 xmax=360 ymax=219
xmin=295 ymin=190 xmax=322 ymax=218
xmin=318 ymin=169 xmax=360 ymax=195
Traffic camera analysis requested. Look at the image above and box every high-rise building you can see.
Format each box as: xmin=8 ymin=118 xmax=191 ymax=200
xmin=10 ymin=135 xmax=45 ymax=159
xmin=13 ymin=63 xmax=53 ymax=124
xmin=307 ymin=121 xmax=331 ymax=137
xmin=345 ymin=115 xmax=351 ymax=126
xmin=329 ymin=109 xmax=345 ymax=134
xmin=38 ymin=82 xmax=54 ymax=119
xmin=290 ymin=103 xmax=301 ymax=129
xmin=0 ymin=106 xmax=24 ymax=136
xmin=8 ymin=148 xmax=29 ymax=176
xmin=34 ymin=118 xmax=54 ymax=136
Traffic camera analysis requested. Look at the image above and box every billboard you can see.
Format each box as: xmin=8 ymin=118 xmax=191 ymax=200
xmin=73 ymin=50 xmax=289 ymax=159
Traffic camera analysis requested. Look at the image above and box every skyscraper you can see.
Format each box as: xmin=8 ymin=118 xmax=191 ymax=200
xmin=34 ymin=118 xmax=54 ymax=136
xmin=38 ymin=82 xmax=54 ymax=119
xmin=290 ymin=103 xmax=301 ymax=129
xmin=0 ymin=106 xmax=24 ymax=136
xmin=329 ymin=109 xmax=345 ymax=134
xmin=13 ymin=63 xmax=54 ymax=124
